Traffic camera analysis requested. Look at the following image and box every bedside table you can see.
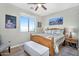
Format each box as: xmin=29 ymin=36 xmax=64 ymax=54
xmin=65 ymin=37 xmax=78 ymax=49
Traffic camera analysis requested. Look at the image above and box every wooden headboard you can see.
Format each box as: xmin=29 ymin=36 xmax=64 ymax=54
xmin=47 ymin=27 xmax=64 ymax=30
xmin=47 ymin=27 xmax=65 ymax=35
xmin=31 ymin=35 xmax=54 ymax=56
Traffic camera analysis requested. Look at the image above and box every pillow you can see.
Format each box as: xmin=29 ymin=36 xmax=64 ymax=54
xmin=52 ymin=30 xmax=64 ymax=36
xmin=59 ymin=30 xmax=64 ymax=35
xmin=47 ymin=30 xmax=52 ymax=34
xmin=44 ymin=30 xmax=52 ymax=34
xmin=44 ymin=30 xmax=48 ymax=34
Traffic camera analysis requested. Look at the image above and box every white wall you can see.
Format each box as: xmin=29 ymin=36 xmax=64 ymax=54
xmin=41 ymin=6 xmax=79 ymax=30
xmin=0 ymin=4 xmax=39 ymax=47
xmin=35 ymin=16 xmax=44 ymax=32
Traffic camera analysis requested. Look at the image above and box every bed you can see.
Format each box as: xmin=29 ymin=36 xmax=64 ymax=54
xmin=30 ymin=28 xmax=65 ymax=56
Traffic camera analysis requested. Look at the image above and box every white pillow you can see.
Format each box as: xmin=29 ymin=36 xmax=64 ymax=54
xmin=47 ymin=30 xmax=52 ymax=34
xmin=52 ymin=30 xmax=64 ymax=35
xmin=59 ymin=30 xmax=64 ymax=35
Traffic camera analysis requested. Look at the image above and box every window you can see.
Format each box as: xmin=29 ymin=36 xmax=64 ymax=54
xmin=20 ymin=16 xmax=35 ymax=32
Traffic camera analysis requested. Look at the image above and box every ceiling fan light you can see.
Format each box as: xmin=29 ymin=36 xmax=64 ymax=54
xmin=38 ymin=4 xmax=41 ymax=7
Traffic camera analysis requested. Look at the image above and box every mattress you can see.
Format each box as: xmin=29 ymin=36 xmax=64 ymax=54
xmin=24 ymin=41 xmax=49 ymax=56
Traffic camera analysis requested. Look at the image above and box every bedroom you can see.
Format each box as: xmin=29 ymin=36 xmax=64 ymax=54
xmin=0 ymin=3 xmax=78 ymax=56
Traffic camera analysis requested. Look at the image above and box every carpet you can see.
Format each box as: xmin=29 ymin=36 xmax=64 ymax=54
xmin=61 ymin=46 xmax=77 ymax=56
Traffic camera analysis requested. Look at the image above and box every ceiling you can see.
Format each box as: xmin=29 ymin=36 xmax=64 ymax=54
xmin=10 ymin=3 xmax=79 ymax=16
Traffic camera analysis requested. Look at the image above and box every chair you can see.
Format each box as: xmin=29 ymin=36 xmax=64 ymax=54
xmin=0 ymin=35 xmax=9 ymax=56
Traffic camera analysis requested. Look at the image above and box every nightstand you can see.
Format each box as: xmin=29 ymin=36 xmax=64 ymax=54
xmin=65 ymin=37 xmax=78 ymax=49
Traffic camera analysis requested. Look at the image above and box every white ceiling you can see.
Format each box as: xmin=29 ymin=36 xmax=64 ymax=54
xmin=10 ymin=3 xmax=79 ymax=16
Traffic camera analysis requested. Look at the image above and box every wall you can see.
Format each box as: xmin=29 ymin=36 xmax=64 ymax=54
xmin=41 ymin=6 xmax=79 ymax=29
xmin=0 ymin=4 xmax=39 ymax=47
xmin=36 ymin=16 xmax=44 ymax=32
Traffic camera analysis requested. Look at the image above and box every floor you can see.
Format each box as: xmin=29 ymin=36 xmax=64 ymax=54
xmin=1 ymin=46 xmax=28 ymax=56
xmin=61 ymin=46 xmax=77 ymax=56
xmin=1 ymin=45 xmax=78 ymax=56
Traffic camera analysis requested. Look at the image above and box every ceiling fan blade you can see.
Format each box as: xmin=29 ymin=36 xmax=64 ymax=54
xmin=27 ymin=3 xmax=38 ymax=5
xmin=27 ymin=3 xmax=45 ymax=4
xmin=35 ymin=6 xmax=38 ymax=11
xmin=41 ymin=5 xmax=47 ymax=10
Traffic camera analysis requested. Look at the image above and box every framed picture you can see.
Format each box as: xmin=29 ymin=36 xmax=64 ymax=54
xmin=49 ymin=17 xmax=63 ymax=25
xmin=37 ymin=22 xmax=42 ymax=27
xmin=5 ymin=15 xmax=16 ymax=28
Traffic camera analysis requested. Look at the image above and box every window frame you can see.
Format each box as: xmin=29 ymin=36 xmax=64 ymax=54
xmin=19 ymin=16 xmax=36 ymax=32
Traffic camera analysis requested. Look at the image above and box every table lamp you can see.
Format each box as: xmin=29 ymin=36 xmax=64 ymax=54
xmin=69 ymin=32 xmax=72 ymax=38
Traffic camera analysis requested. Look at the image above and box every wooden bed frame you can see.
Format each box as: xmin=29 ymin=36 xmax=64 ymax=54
xmin=30 ymin=35 xmax=54 ymax=56
xmin=30 ymin=28 xmax=65 ymax=56
xmin=47 ymin=27 xmax=64 ymax=30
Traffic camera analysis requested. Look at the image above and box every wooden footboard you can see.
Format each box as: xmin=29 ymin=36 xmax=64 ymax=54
xmin=31 ymin=35 xmax=54 ymax=56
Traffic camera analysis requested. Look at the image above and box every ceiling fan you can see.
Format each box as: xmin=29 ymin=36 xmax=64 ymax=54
xmin=27 ymin=3 xmax=47 ymax=11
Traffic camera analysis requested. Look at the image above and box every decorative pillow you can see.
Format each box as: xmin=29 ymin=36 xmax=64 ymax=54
xmin=59 ymin=30 xmax=64 ymax=35
xmin=52 ymin=30 xmax=64 ymax=36
xmin=47 ymin=30 xmax=52 ymax=34
xmin=44 ymin=30 xmax=52 ymax=34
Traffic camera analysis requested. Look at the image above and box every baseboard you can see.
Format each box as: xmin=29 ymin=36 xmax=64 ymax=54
xmin=11 ymin=43 xmax=24 ymax=49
